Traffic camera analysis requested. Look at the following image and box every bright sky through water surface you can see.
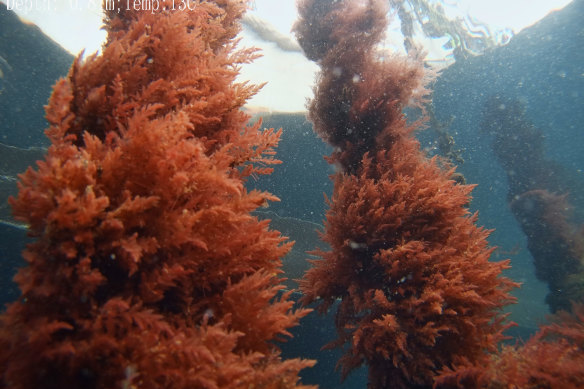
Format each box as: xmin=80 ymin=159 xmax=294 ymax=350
xmin=4 ymin=0 xmax=575 ymax=112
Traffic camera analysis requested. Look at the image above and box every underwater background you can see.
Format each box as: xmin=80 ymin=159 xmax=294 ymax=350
xmin=1 ymin=0 xmax=583 ymax=387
